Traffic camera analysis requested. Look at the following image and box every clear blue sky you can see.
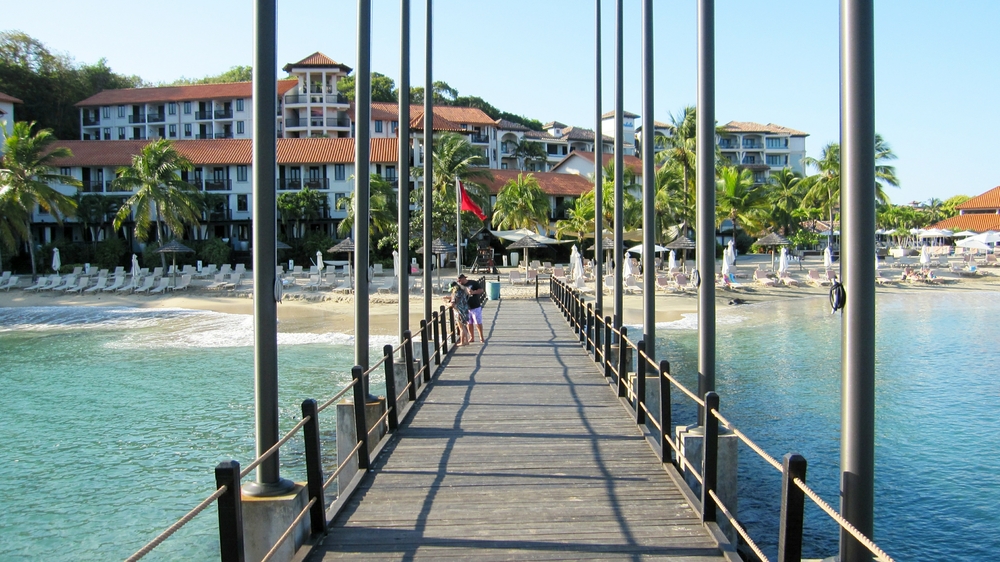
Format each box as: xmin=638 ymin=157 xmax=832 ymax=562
xmin=7 ymin=1 xmax=999 ymax=204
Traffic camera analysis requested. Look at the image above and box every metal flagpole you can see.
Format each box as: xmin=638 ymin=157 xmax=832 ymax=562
xmin=641 ymin=0 xmax=654 ymax=357
xmin=594 ymin=0 xmax=604 ymax=315
xmin=696 ymin=0 xmax=716 ymax=416
xmin=840 ymin=0 xmax=876 ymax=559
xmin=613 ymin=0 xmax=623 ymax=333
xmin=245 ymin=0 xmax=292 ymax=496
xmin=456 ymin=179 xmax=461 ymax=276
xmin=423 ymin=0 xmax=433 ymax=323
xmin=355 ymin=0 xmax=372 ymax=385
xmin=398 ymin=0 xmax=410 ymax=345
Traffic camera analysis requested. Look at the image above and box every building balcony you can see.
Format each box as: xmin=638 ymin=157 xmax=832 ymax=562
xmin=106 ymin=182 xmax=133 ymax=193
xmin=215 ymin=132 xmax=233 ymax=139
xmin=718 ymin=140 xmax=736 ymax=149
xmin=284 ymin=118 xmax=306 ymax=128
xmin=303 ymin=178 xmax=329 ymax=190
xmin=277 ymin=178 xmax=302 ymax=190
xmin=470 ymin=134 xmax=490 ymax=144
xmin=326 ymin=117 xmax=350 ymax=128
xmin=146 ymin=113 xmax=165 ymax=123
xmin=214 ymin=109 xmax=233 ymax=119
xmin=742 ymin=142 xmax=764 ymax=149
xmin=128 ymin=115 xmax=146 ymax=124
xmin=194 ymin=133 xmax=213 ymax=139
xmin=82 ymin=116 xmax=100 ymax=126
xmin=195 ymin=110 xmax=214 ymax=120
xmin=204 ymin=179 xmax=232 ymax=191
xmin=205 ymin=208 xmax=232 ymax=221
xmin=80 ymin=180 xmax=104 ymax=193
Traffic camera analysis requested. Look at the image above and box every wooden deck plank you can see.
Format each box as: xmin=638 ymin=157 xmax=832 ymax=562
xmin=306 ymin=298 xmax=726 ymax=561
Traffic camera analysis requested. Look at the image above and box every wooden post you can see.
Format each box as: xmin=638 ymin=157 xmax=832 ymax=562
xmin=215 ymin=460 xmax=245 ymax=562
xmin=604 ymin=316 xmax=613 ymax=379
xmin=779 ymin=453 xmax=807 ymax=562
xmin=300 ymin=399 xmax=327 ymax=535
xmin=439 ymin=305 xmax=448 ymax=355
xmin=432 ymin=311 xmax=441 ymax=365
xmin=448 ymin=305 xmax=456 ymax=344
xmin=636 ymin=340 xmax=646 ymax=424
xmin=659 ymin=360 xmax=673 ymax=465
xmin=586 ymin=304 xmax=593 ymax=352
xmin=383 ymin=345 xmax=398 ymax=431
xmin=701 ymin=391 xmax=719 ymax=523
xmin=617 ymin=326 xmax=628 ymax=398
xmin=419 ymin=319 xmax=431 ymax=382
xmin=352 ymin=365 xmax=370 ymax=469
xmin=403 ymin=329 xmax=417 ymax=401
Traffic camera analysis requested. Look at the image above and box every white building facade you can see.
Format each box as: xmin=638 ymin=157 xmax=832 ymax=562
xmin=717 ymin=122 xmax=808 ymax=183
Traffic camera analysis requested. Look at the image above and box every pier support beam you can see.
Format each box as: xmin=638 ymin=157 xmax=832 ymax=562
xmin=696 ymin=0 xmax=716 ymax=419
xmin=241 ymin=485 xmax=310 ymax=562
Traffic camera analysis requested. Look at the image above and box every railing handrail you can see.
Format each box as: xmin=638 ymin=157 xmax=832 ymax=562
xmin=547 ymin=276 xmax=895 ymax=562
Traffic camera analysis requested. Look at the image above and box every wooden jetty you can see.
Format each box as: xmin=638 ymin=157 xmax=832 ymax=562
xmin=306 ymin=298 xmax=731 ymax=560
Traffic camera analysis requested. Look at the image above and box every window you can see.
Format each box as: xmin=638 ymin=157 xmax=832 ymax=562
xmin=766 ymin=154 xmax=785 ymax=167
xmin=102 ymin=106 xmax=110 ymax=118
xmin=237 ymin=194 xmax=248 ymax=212
xmin=375 ymin=120 xmax=383 ymax=133
xmin=183 ymin=101 xmax=192 ymax=114
xmin=237 ymin=121 xmax=245 ymax=135
xmin=236 ymin=99 xmax=244 ymax=112
xmin=118 ymin=127 xmax=126 ymax=140
xmin=385 ymin=166 xmax=396 ymax=180
xmin=766 ymin=137 xmax=787 ymax=149
xmin=168 ymin=124 xmax=177 ymax=138
xmin=390 ymin=121 xmax=397 ymax=134
xmin=184 ymin=124 xmax=192 ymax=137
xmin=118 ymin=105 xmax=126 ymax=117
xmin=168 ymin=102 xmax=177 ymax=115
xmin=60 ymin=167 xmax=72 ymax=177
xmin=334 ymin=164 xmax=345 ymax=181
xmin=103 ymin=128 xmax=111 ymax=140
xmin=237 ymin=165 xmax=248 ymax=182
xmin=38 ymin=204 xmax=49 ymax=215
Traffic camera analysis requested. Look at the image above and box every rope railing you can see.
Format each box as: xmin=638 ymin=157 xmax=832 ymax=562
xmin=259 ymin=497 xmax=317 ymax=562
xmin=125 ymin=484 xmax=230 ymax=562
xmin=708 ymin=489 xmax=770 ymax=562
xmin=323 ymin=440 xmax=364 ymax=492
xmin=317 ymin=378 xmax=359 ymax=413
xmin=239 ymin=416 xmax=311 ymax=479
xmin=547 ymin=276 xmax=897 ymax=562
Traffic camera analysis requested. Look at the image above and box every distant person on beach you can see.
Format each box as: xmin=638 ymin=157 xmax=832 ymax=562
xmin=458 ymin=274 xmax=486 ymax=343
xmin=446 ymin=281 xmax=472 ymax=345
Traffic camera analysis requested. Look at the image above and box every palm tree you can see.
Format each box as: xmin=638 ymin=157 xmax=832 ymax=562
xmin=554 ymin=192 xmax=596 ymax=241
xmin=512 ymin=139 xmax=549 ymax=171
xmin=412 ymin=132 xmax=492 ymax=206
xmin=654 ymin=106 xmax=697 ymax=228
xmin=653 ymin=163 xmax=687 ymax=243
xmin=492 ymin=173 xmax=550 ymax=231
xmin=111 ymin=139 xmax=202 ymax=268
xmin=337 ymin=174 xmax=398 ymax=237
xmin=766 ymin=167 xmax=806 ymax=234
xmin=0 ymin=121 xmax=78 ymax=277
xmin=716 ymin=166 xmax=767 ymax=235
xmin=278 ymin=187 xmax=324 ymax=239
xmin=74 ymin=193 xmax=115 ymax=248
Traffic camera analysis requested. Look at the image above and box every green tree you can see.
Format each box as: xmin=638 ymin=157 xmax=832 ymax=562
xmin=111 ymin=139 xmax=202 ymax=268
xmin=653 ymin=162 xmax=688 ymax=243
xmin=554 ymin=192 xmax=596 ymax=241
xmin=337 ymin=174 xmax=398 ymax=238
xmin=74 ymin=193 xmax=117 ymax=248
xmin=765 ymin=167 xmax=806 ymax=234
xmin=0 ymin=121 xmax=78 ymax=276
xmin=941 ymin=195 xmax=971 ymax=219
xmin=166 ymin=65 xmax=253 ymax=85
xmin=512 ymin=139 xmax=549 ymax=171
xmin=412 ymin=132 xmax=492 ymax=204
xmin=277 ymin=187 xmax=325 ymax=239
xmin=336 ymin=72 xmax=398 ymax=102
xmin=492 ymin=173 xmax=550 ymax=231
xmin=716 ymin=166 xmax=767 ymax=235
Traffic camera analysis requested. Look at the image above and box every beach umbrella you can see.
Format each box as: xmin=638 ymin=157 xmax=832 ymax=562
xmin=823 ymin=247 xmax=833 ymax=270
xmin=131 ymin=253 xmax=140 ymax=278
xmin=51 ymin=248 xmax=61 ymax=273
xmin=275 ymin=240 xmax=292 ymax=250
xmin=957 ymin=238 xmax=990 ymax=251
xmin=721 ymin=255 xmax=731 ymax=277
xmin=668 ymin=250 xmax=677 ymax=271
xmin=622 ymin=254 xmax=635 ymax=279
xmin=156 ymin=240 xmax=195 ymax=286
xmin=315 ymin=250 xmax=325 ymax=273
xmin=626 ymin=243 xmax=668 ymax=254
xmin=778 ymin=247 xmax=789 ymax=275
xmin=919 ymin=245 xmax=932 ymax=268
xmin=392 ymin=250 xmax=399 ymax=278
xmin=754 ymin=232 xmax=790 ymax=271
xmin=727 ymin=239 xmax=737 ymax=265
xmin=664 ymin=235 xmax=696 ymax=250
xmin=328 ymin=238 xmax=356 ymax=286
xmin=508 ymin=235 xmax=547 ymax=273
xmin=954 ymin=230 xmax=978 ymax=238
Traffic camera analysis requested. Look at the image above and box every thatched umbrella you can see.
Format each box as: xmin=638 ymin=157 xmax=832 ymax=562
xmin=328 ymin=238 xmax=356 ymax=285
xmin=753 ymin=232 xmax=790 ymax=271
xmin=156 ymin=240 xmax=195 ymax=286
xmin=665 ymin=235 xmax=696 ymax=270
xmin=416 ymin=238 xmax=457 ymax=291
xmin=508 ymin=235 xmax=548 ymax=272
xmin=276 ymin=240 xmax=292 ymax=250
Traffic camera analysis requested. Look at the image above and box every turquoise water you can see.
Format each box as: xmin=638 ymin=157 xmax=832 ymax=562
xmin=1 ymin=292 xmax=997 ymax=560
xmin=653 ymin=291 xmax=1000 ymax=560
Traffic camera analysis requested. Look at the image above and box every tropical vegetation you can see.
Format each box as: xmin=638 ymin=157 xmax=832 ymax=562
xmin=492 ymin=173 xmax=549 ymax=231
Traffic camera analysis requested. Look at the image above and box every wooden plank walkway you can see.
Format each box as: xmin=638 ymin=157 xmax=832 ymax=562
xmin=307 ymin=298 xmax=728 ymax=561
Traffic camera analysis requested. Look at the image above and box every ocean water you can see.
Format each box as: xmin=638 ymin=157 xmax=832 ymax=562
xmin=1 ymin=292 xmax=997 ymax=560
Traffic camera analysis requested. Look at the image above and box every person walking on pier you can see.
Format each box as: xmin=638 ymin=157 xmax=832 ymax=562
xmin=458 ymin=274 xmax=486 ymax=343
xmin=447 ymin=281 xmax=472 ymax=345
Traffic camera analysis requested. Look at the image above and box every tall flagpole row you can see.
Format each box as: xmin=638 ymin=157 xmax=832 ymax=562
xmin=696 ymin=0 xmax=716 ymax=415
xmin=355 ymin=0 xmax=372 ymax=379
xmin=641 ymin=0 xmax=655 ymax=358
xmin=422 ymin=0 xmax=433 ymax=323
xmin=398 ymin=0 xmax=410 ymax=345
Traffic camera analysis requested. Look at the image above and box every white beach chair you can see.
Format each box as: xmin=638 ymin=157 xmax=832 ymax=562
xmin=84 ymin=276 xmax=109 ymax=293
xmin=23 ymin=275 xmax=57 ymax=292
xmin=103 ymin=275 xmax=126 ymax=292
xmin=113 ymin=266 xmax=125 ymax=277
xmin=624 ymin=276 xmax=643 ymax=294
xmin=171 ymin=274 xmax=192 ymax=292
xmin=373 ymin=263 xmax=383 ymax=276
xmin=234 ymin=264 xmax=246 ymax=277
xmin=148 ymin=278 xmax=171 ymax=295
xmin=206 ymin=273 xmax=229 ymax=290
xmin=0 ymin=276 xmax=19 ymax=292
xmin=65 ymin=277 xmax=91 ymax=294
xmin=117 ymin=276 xmax=140 ymax=293
xmin=151 ymin=267 xmax=163 ymax=279
xmin=133 ymin=276 xmax=157 ymax=294
xmin=508 ymin=271 xmax=524 ymax=285
xmin=48 ymin=276 xmax=77 ymax=292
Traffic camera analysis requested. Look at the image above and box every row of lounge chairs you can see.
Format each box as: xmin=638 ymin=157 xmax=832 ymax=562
xmin=16 ymin=272 xmax=192 ymax=295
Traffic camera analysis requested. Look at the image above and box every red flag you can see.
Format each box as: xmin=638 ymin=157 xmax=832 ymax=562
xmin=458 ymin=180 xmax=487 ymax=221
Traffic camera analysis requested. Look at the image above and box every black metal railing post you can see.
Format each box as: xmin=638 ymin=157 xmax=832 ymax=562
xmin=352 ymin=366 xmax=371 ymax=469
xmin=594 ymin=309 xmax=603 ymax=365
xmin=215 ymin=460 xmax=245 ymax=562
xmin=432 ymin=311 xmax=441 ymax=365
xmin=383 ymin=345 xmax=398 ymax=431
xmin=586 ymin=304 xmax=593 ymax=352
xmin=404 ymin=330 xmax=417 ymax=401
xmin=636 ymin=340 xmax=646 ymax=424
xmin=702 ymin=391 xmax=720 ymax=523
xmin=778 ymin=453 xmax=808 ymax=562
xmin=300 ymin=399 xmax=327 ymax=535
xmin=535 ymin=274 xmax=539 ymax=299
xmin=448 ymin=306 xmax=456 ymax=345
xmin=659 ymin=360 xmax=673 ymax=465
xmin=618 ymin=326 xmax=628 ymax=398
xmin=439 ymin=306 xmax=448 ymax=356
xmin=604 ymin=316 xmax=613 ymax=378
xmin=420 ymin=320 xmax=431 ymax=383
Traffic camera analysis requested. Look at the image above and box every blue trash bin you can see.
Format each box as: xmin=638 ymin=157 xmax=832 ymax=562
xmin=486 ymin=281 xmax=500 ymax=301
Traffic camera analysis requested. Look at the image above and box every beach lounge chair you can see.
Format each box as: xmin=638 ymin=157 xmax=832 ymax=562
xmin=194 ymin=264 xmax=216 ymax=279
xmin=754 ymin=270 xmax=776 ymax=287
xmin=875 ymin=270 xmax=896 ymax=285
xmin=47 ymin=276 xmax=76 ymax=292
xmin=526 ymin=269 xmax=538 ymax=284
xmin=0 ymin=271 xmax=9 ymax=283
xmin=289 ymin=265 xmax=303 ymax=278
xmin=624 ymin=276 xmax=643 ymax=294
xmin=542 ymin=261 xmax=553 ymax=273
xmin=206 ymin=273 xmax=227 ymax=290
xmin=779 ymin=271 xmax=799 ymax=287
xmin=658 ymin=275 xmax=675 ymax=292
xmin=529 ymin=260 xmax=542 ymax=271
xmin=84 ymin=276 xmax=108 ymax=293
xmin=573 ymin=277 xmax=593 ymax=293
xmin=133 ymin=276 xmax=158 ymax=294
xmin=377 ymin=277 xmax=398 ymax=294
xmin=674 ymin=273 xmax=691 ymax=292
xmin=112 ymin=266 xmax=125 ymax=277
xmin=304 ymin=274 xmax=321 ymax=290
xmin=509 ymin=271 xmax=524 ymax=285
xmin=65 ymin=277 xmax=91 ymax=294
xmin=806 ymin=269 xmax=829 ymax=287
xmin=23 ymin=275 xmax=56 ymax=292
xmin=148 ymin=278 xmax=171 ymax=295
xmin=218 ymin=264 xmax=233 ymax=276
xmin=553 ymin=266 xmax=566 ymax=280
xmin=102 ymin=275 xmax=126 ymax=292
xmin=116 ymin=276 xmax=140 ymax=293
xmin=373 ymin=263 xmax=383 ymax=276
xmin=171 ymin=274 xmax=192 ymax=292
xmin=151 ymin=267 xmax=163 ymax=279
xmin=0 ymin=276 xmax=19 ymax=292
xmin=234 ymin=264 xmax=247 ymax=277
xmin=71 ymin=266 xmax=83 ymax=276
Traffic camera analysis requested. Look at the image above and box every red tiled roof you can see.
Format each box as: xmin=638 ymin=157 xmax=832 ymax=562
xmin=363 ymin=102 xmax=494 ymax=127
xmin=49 ymin=138 xmax=397 ymax=167
xmin=282 ymin=52 xmax=352 ymax=73
xmin=601 ymin=110 xmax=640 ymax=119
xmin=930 ymin=213 xmax=1000 ymax=232
xmin=74 ymin=80 xmax=298 ymax=107
xmin=956 ymin=186 xmax=1000 ymax=210
xmin=495 ymin=118 xmax=530 ymax=132
xmin=0 ymin=91 xmax=23 ymax=104
xmin=721 ymin=121 xmax=808 ymax=136
xmin=550 ymin=151 xmax=643 ymax=175
xmin=408 ymin=110 xmax=465 ymax=132
xmin=480 ymin=170 xmax=594 ymax=197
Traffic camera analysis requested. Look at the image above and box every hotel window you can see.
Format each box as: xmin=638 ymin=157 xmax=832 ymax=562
xmin=237 ymin=194 xmax=248 ymax=212
xmin=102 ymin=106 xmax=110 ymax=118
xmin=184 ymin=124 xmax=192 ymax=137
xmin=118 ymin=127 xmax=126 ymax=140
xmin=766 ymin=137 xmax=787 ymax=149
xmin=237 ymin=165 xmax=248 ymax=182
xmin=103 ymin=128 xmax=111 ymax=140
xmin=766 ymin=154 xmax=785 ymax=166
xmin=118 ymin=105 xmax=126 ymax=117
xmin=183 ymin=101 xmax=192 ymax=114
xmin=60 ymin=167 xmax=72 ymax=177
xmin=375 ymin=120 xmax=383 ymax=133
xmin=385 ymin=166 xmax=396 ymax=180
xmin=168 ymin=102 xmax=177 ymax=115
xmin=237 ymin=121 xmax=245 ymax=135
xmin=236 ymin=99 xmax=244 ymax=111
xmin=389 ymin=121 xmax=397 ymax=134
xmin=334 ymin=164 xmax=345 ymax=181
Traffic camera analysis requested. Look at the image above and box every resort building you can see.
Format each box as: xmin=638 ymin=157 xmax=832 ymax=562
xmin=548 ymin=150 xmax=644 ymax=189
xmin=481 ymin=170 xmax=594 ymax=225
xmin=600 ymin=110 xmax=638 ymax=156
xmin=717 ymin=122 xmax=808 ymax=183
xmin=930 ymin=186 xmax=1000 ymax=232
xmin=0 ymin=90 xmax=22 ymax=137
xmin=498 ymin=120 xmax=614 ymax=172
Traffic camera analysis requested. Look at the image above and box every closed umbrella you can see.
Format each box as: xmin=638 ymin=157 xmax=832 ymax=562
xmin=919 ymin=245 xmax=931 ymax=268
xmin=392 ymin=250 xmax=400 ymax=279
xmin=668 ymin=250 xmax=677 ymax=272
xmin=51 ymin=248 xmax=61 ymax=273
xmin=727 ymin=239 xmax=736 ymax=265
xmin=875 ymin=252 xmax=880 ymax=271
xmin=315 ymin=251 xmax=325 ymax=273
xmin=622 ymin=254 xmax=635 ymax=279
xmin=778 ymin=247 xmax=789 ymax=275
xmin=721 ymin=256 xmax=731 ymax=277
xmin=823 ymin=247 xmax=833 ymax=270
xmin=572 ymin=249 xmax=585 ymax=283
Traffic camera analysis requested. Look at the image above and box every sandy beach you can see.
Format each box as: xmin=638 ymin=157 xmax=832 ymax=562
xmin=3 ymin=255 xmax=999 ymax=335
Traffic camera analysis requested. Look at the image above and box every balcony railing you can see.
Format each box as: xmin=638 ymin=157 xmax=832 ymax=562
xmin=80 ymin=180 xmax=104 ymax=193
xmin=83 ymin=116 xmax=100 ymax=126
xmin=742 ymin=141 xmax=763 ymax=149
xmin=284 ymin=118 xmax=306 ymax=128
xmin=205 ymin=209 xmax=232 ymax=221
xmin=284 ymin=93 xmax=349 ymax=105
xmin=214 ymin=109 xmax=233 ymax=119
xmin=277 ymin=178 xmax=302 ymax=190
xmin=303 ymin=178 xmax=329 ymax=189
xmin=146 ymin=113 xmax=165 ymax=123
xmin=327 ymin=117 xmax=350 ymax=127
xmin=718 ymin=140 xmax=736 ymax=149
xmin=195 ymin=133 xmax=214 ymax=139
xmin=470 ymin=134 xmax=490 ymax=144
xmin=326 ymin=94 xmax=349 ymax=104
xmin=204 ymin=179 xmax=232 ymax=191
xmin=214 ymin=132 xmax=234 ymax=139
xmin=195 ymin=110 xmax=214 ymax=120
xmin=106 ymin=182 xmax=133 ymax=193
xmin=128 ymin=115 xmax=146 ymax=124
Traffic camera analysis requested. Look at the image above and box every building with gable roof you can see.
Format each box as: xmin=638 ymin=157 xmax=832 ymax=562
xmin=0 ymin=91 xmax=22 ymax=137
xmin=930 ymin=186 xmax=1000 ymax=233
xmin=717 ymin=121 xmax=808 ymax=182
